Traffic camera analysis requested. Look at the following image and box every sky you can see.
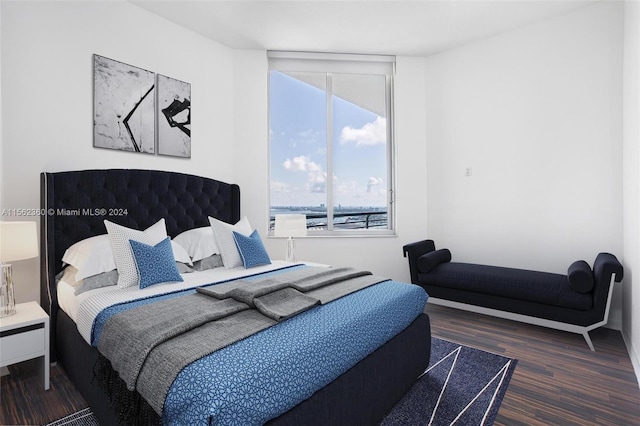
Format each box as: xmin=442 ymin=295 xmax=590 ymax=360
xmin=269 ymin=71 xmax=388 ymax=210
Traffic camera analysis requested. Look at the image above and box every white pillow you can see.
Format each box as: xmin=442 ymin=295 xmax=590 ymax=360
xmin=173 ymin=227 xmax=218 ymax=262
xmin=62 ymin=235 xmax=116 ymax=280
xmin=104 ymin=219 xmax=168 ymax=288
xmin=63 ymin=233 xmax=191 ymax=279
xmin=57 ymin=265 xmax=82 ymax=288
xmin=56 ymin=265 xmax=119 ymax=295
xmin=170 ymin=240 xmax=193 ymax=266
xmin=208 ymin=216 xmax=252 ymax=269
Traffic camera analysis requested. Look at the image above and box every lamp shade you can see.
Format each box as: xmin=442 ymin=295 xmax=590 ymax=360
xmin=0 ymin=221 xmax=39 ymax=262
xmin=274 ymin=214 xmax=307 ymax=238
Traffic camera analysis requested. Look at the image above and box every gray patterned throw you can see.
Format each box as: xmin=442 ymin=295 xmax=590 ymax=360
xmin=97 ymin=266 xmax=387 ymax=416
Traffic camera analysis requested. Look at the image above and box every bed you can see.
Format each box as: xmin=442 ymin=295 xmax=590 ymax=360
xmin=40 ymin=168 xmax=431 ymax=425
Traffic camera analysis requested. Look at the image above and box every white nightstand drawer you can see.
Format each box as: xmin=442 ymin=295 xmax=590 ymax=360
xmin=0 ymin=325 xmax=45 ymax=366
xmin=0 ymin=302 xmax=50 ymax=389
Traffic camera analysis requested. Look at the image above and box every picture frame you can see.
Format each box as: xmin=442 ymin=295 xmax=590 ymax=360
xmin=93 ymin=55 xmax=156 ymax=154
xmin=156 ymin=74 xmax=191 ymax=158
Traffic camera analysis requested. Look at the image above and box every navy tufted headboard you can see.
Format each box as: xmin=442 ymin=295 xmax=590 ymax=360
xmin=40 ymin=169 xmax=240 ymax=356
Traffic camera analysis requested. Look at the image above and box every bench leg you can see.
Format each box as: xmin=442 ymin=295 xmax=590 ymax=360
xmin=582 ymin=331 xmax=595 ymax=351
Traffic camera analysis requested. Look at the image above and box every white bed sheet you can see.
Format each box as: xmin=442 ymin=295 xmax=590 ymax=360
xmin=56 ymin=260 xmax=301 ymax=343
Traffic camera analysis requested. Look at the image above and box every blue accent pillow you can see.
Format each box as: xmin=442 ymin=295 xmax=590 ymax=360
xmin=233 ymin=230 xmax=271 ymax=268
xmin=129 ymin=237 xmax=184 ymax=289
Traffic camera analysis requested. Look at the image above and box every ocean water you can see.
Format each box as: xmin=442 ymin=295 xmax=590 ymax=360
xmin=270 ymin=207 xmax=387 ymax=230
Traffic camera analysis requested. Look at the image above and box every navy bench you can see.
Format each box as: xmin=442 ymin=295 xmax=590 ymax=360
xmin=403 ymin=240 xmax=623 ymax=351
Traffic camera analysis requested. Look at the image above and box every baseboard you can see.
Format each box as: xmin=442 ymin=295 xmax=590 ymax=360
xmin=606 ymin=317 xmax=622 ymax=330
xmin=622 ymin=330 xmax=640 ymax=388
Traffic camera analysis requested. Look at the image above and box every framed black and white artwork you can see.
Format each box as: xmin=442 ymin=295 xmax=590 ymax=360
xmin=93 ymin=55 xmax=155 ymax=154
xmin=157 ymin=74 xmax=191 ymax=158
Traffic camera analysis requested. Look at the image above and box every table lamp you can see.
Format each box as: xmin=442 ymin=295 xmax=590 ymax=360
xmin=0 ymin=221 xmax=39 ymax=317
xmin=274 ymin=214 xmax=307 ymax=262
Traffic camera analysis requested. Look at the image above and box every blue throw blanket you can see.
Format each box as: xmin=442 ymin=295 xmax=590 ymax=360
xmin=164 ymin=281 xmax=426 ymax=425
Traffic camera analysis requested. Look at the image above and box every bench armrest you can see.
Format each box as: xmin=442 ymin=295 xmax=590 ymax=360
xmin=590 ymin=252 xmax=624 ymax=321
xmin=403 ymin=240 xmax=436 ymax=284
xmin=593 ymin=252 xmax=624 ymax=284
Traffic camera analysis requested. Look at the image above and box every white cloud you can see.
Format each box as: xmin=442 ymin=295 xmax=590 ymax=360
xmin=287 ymin=129 xmax=321 ymax=148
xmin=299 ymin=129 xmax=320 ymax=141
xmin=308 ymin=168 xmax=328 ymax=193
xmin=309 ymin=182 xmax=325 ymax=193
xmin=339 ymin=116 xmax=387 ymax=146
xmin=333 ymin=177 xmax=387 ymax=207
xmin=283 ymin=155 xmax=320 ymax=172
xmin=367 ymin=177 xmax=384 ymax=193
xmin=307 ymin=161 xmax=322 ymax=173
xmin=337 ymin=180 xmax=358 ymax=194
xmin=282 ymin=155 xmax=329 ymax=194
xmin=270 ymin=180 xmax=290 ymax=193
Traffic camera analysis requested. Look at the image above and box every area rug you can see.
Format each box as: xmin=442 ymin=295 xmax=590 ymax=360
xmin=46 ymin=338 xmax=516 ymax=426
xmin=45 ymin=408 xmax=99 ymax=426
xmin=381 ymin=337 xmax=517 ymax=425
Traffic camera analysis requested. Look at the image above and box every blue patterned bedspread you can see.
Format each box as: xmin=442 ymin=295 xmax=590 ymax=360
xmin=92 ymin=269 xmax=427 ymax=426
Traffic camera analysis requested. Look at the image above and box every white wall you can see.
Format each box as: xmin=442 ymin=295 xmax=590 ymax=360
xmin=423 ymin=2 xmax=625 ymax=327
xmin=232 ymin=50 xmax=269 ymax=236
xmin=622 ymin=0 xmax=640 ymax=382
xmin=235 ymin=52 xmax=430 ymax=281
xmin=1 ymin=0 xmax=237 ymax=303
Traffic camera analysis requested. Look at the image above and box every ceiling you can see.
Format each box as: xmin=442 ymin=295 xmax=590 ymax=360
xmin=132 ymin=0 xmax=597 ymax=57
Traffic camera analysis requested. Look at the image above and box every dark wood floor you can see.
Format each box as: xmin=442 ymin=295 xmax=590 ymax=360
xmin=427 ymin=304 xmax=640 ymax=426
xmin=0 ymin=358 xmax=86 ymax=425
xmin=1 ymin=304 xmax=639 ymax=425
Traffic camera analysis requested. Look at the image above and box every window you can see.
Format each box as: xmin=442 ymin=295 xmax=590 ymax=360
xmin=268 ymin=52 xmax=395 ymax=235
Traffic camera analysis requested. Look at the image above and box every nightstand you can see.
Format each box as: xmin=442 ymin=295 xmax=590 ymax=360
xmin=0 ymin=301 xmax=50 ymax=390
